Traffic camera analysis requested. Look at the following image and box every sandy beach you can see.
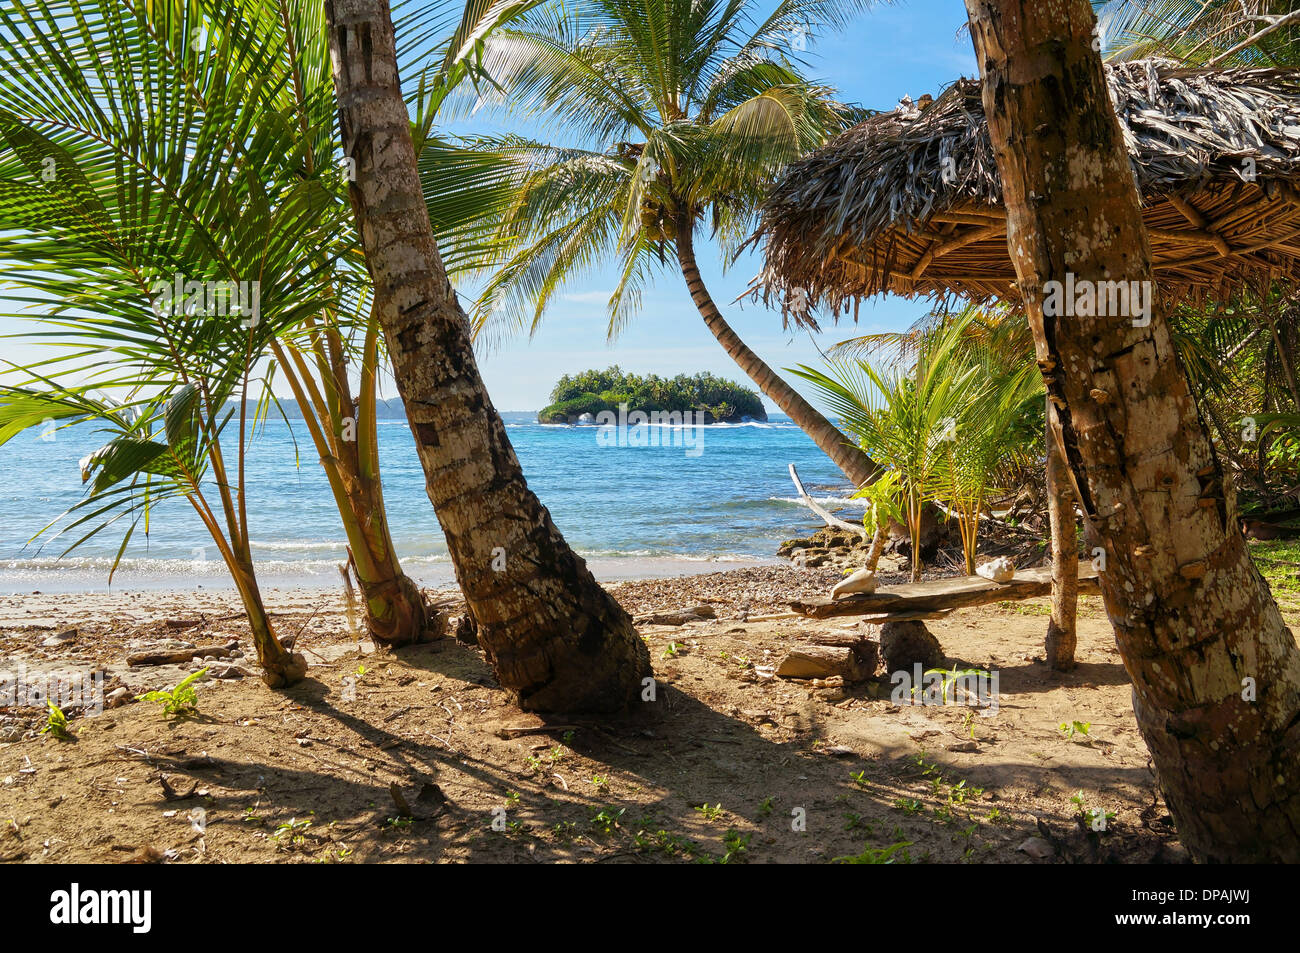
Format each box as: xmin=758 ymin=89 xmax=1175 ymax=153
xmin=0 ymin=563 xmax=1197 ymax=864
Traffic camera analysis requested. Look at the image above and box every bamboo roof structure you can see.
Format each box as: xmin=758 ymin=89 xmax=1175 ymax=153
xmin=752 ymin=60 xmax=1300 ymax=324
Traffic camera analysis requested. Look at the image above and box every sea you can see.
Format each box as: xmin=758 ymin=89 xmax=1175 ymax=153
xmin=0 ymin=411 xmax=861 ymax=593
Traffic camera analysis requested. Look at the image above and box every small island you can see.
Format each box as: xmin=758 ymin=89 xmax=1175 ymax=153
xmin=538 ymin=366 xmax=768 ymax=424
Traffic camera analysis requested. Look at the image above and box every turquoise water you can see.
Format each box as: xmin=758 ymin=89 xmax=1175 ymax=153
xmin=0 ymin=411 xmax=859 ymax=591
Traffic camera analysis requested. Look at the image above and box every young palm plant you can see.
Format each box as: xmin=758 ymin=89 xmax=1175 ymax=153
xmin=0 ymin=0 xmax=362 ymax=683
xmin=0 ymin=0 xmax=483 ymax=649
xmin=422 ymin=0 xmax=882 ymax=486
xmin=792 ymin=314 xmax=988 ymax=581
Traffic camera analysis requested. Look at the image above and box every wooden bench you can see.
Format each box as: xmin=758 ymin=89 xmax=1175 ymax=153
xmin=789 ymin=560 xmax=1102 ymax=620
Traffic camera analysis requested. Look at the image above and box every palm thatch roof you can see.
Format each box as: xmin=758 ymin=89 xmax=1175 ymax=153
xmin=752 ymin=60 xmax=1300 ymax=325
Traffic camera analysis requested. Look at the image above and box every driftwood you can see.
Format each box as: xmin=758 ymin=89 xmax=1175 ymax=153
xmin=635 ymin=605 xmax=718 ymax=626
xmin=788 ymin=463 xmax=868 ymax=540
xmin=775 ymin=640 xmax=877 ymax=681
xmin=790 ymin=561 xmax=1101 ymax=619
xmin=126 ymin=641 xmax=237 ymax=667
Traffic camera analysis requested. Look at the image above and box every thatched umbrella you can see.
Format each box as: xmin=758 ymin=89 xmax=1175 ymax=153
xmin=752 ymin=60 xmax=1300 ymax=321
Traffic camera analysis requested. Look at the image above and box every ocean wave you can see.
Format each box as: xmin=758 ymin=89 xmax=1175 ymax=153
xmin=249 ymin=539 xmax=348 ymax=553
xmin=768 ymin=495 xmax=867 ymax=510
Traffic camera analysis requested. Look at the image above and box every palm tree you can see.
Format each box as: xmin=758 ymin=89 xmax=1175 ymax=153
xmin=1094 ymin=0 xmax=1300 ymax=66
xmin=966 ymin=0 xmax=1300 ymax=861
xmin=0 ymin=0 xmax=494 ymax=649
xmin=422 ymin=0 xmax=882 ymax=487
xmin=791 ymin=313 xmax=993 ymax=581
xmin=0 ymin=0 xmax=340 ymax=684
xmin=324 ymin=0 xmax=653 ymax=712
xmin=828 ymin=307 xmax=1080 ymax=663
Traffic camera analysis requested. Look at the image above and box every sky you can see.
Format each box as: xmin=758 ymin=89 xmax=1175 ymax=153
xmin=0 ymin=0 xmax=980 ymax=414
xmin=468 ymin=0 xmax=981 ymax=411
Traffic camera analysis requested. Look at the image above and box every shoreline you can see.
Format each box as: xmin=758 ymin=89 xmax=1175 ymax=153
xmin=0 ymin=553 xmax=786 ymax=596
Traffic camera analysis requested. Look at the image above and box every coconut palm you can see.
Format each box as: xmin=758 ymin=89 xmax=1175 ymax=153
xmin=0 ymin=0 xmax=521 ymax=650
xmin=1093 ymin=0 xmax=1300 ymax=67
xmin=326 ymin=0 xmax=653 ymax=712
xmin=0 ymin=0 xmax=344 ymax=684
xmin=790 ymin=313 xmax=993 ymax=581
xmin=422 ymin=0 xmax=882 ymax=487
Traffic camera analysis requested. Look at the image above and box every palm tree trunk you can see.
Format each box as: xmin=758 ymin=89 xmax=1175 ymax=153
xmin=966 ymin=0 xmax=1300 ymax=861
xmin=324 ymin=0 xmax=651 ymax=712
xmin=675 ymin=220 xmax=879 ymax=487
xmin=275 ymin=338 xmax=434 ymax=645
xmin=1045 ymin=401 xmax=1078 ymax=671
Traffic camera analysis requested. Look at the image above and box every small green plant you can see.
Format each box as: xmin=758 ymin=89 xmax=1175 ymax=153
xmin=633 ymin=828 xmax=700 ymax=858
xmin=589 ymin=806 xmax=625 ymax=835
xmin=917 ymin=666 xmax=991 ymax=703
xmin=661 ymin=642 xmax=680 ymax=659
xmin=718 ymin=829 xmax=751 ymax=864
xmin=273 ymin=816 xmax=313 ymax=848
xmin=1069 ymin=790 xmax=1116 ymax=831
xmin=139 ymin=667 xmax=208 ymax=717
xmin=39 ymin=699 xmax=71 ymax=740
xmin=590 ymin=775 xmax=610 ymax=793
xmin=850 ymin=770 xmax=870 ymax=788
xmin=843 ymin=813 xmax=875 ymax=836
xmin=893 ymin=797 xmax=924 ymax=816
xmin=833 ymin=840 xmax=913 ymax=864
xmin=551 ymin=820 xmax=577 ymax=840
xmin=757 ymin=796 xmax=775 ymax=818
xmin=1058 ymin=720 xmax=1091 ymax=740
xmin=694 ymin=803 xmax=724 ymax=822
xmin=385 ymin=815 xmax=414 ymax=830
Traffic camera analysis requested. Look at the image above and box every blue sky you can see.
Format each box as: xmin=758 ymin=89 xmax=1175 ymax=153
xmin=467 ymin=0 xmax=980 ymax=411
xmin=0 ymin=0 xmax=979 ymax=414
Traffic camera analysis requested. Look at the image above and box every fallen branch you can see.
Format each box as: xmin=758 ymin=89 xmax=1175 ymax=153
xmin=788 ymin=463 xmax=867 ymax=540
xmin=126 ymin=641 xmax=236 ymax=667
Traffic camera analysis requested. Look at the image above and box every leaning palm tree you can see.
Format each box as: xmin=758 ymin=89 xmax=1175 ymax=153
xmin=325 ymin=0 xmax=653 ymax=712
xmin=0 ymin=0 xmax=495 ymax=649
xmin=423 ymin=0 xmax=881 ymax=487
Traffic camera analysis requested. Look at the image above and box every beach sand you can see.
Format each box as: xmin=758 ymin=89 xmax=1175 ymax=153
xmin=0 ymin=565 xmax=1194 ymax=863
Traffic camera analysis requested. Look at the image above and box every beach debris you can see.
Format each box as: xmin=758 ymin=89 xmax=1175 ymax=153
xmin=127 ymin=640 xmax=237 ymax=667
xmin=454 ymin=614 xmax=479 ymax=645
xmin=389 ymin=782 xmax=413 ymax=818
xmin=975 ymin=556 xmax=1016 ymax=583
xmin=873 ymin=620 xmax=943 ymax=672
xmin=105 ymin=687 xmax=132 ymax=708
xmin=775 ymin=641 xmax=876 ymax=682
xmin=159 ymin=774 xmax=198 ymax=801
xmin=208 ymin=663 xmax=248 ymax=680
xmin=825 ymin=744 xmax=855 ymax=757
xmin=831 ymin=567 xmax=878 ymax=600
xmin=636 ymin=605 xmax=717 ymax=626
xmin=1017 ymin=836 xmax=1056 ymax=860
xmin=163 ymin=618 xmax=206 ymax=631
xmin=40 ymin=628 xmax=78 ymax=647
